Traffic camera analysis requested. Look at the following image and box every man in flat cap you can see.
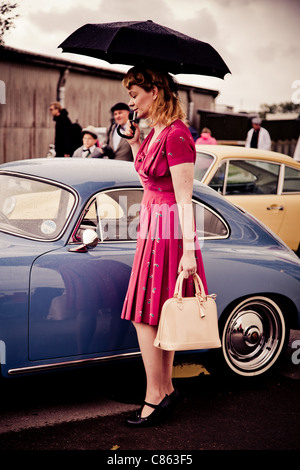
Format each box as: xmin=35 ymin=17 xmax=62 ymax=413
xmin=103 ymin=102 xmax=133 ymax=161
xmin=72 ymin=125 xmax=103 ymax=158
xmin=245 ymin=117 xmax=271 ymax=151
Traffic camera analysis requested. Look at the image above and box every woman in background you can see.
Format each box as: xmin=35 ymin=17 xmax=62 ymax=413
xmin=195 ymin=127 xmax=217 ymax=145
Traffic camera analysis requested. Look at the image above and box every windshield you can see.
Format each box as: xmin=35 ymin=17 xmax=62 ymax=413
xmin=195 ymin=152 xmax=214 ymax=181
xmin=0 ymin=174 xmax=76 ymax=240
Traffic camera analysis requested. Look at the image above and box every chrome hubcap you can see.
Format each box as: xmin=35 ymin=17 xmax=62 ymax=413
xmin=229 ymin=311 xmax=263 ymax=353
xmin=223 ymin=297 xmax=285 ymax=376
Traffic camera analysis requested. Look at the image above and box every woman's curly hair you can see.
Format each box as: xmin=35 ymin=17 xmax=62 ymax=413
xmin=122 ymin=67 xmax=186 ymax=127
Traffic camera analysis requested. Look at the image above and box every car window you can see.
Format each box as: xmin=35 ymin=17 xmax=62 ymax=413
xmin=225 ymin=160 xmax=280 ymax=195
xmin=73 ymin=189 xmax=142 ymax=243
xmin=283 ymin=166 xmax=300 ymax=192
xmin=209 ymin=162 xmax=226 ymax=193
xmin=195 ymin=152 xmax=214 ymax=181
xmin=71 ymin=199 xmax=99 ymax=243
xmin=193 ymin=201 xmax=229 ymax=240
xmin=97 ymin=189 xmax=142 ymax=241
xmin=0 ymin=174 xmax=76 ymax=240
xmin=73 ymin=188 xmax=229 ymax=243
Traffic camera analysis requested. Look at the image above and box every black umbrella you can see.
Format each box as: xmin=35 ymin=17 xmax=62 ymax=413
xmin=58 ymin=20 xmax=230 ymax=79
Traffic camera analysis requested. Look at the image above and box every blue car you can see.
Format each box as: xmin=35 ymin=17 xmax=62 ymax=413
xmin=0 ymin=158 xmax=299 ymax=378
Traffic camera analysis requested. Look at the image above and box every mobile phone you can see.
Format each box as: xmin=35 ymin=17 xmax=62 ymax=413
xmin=117 ymin=111 xmax=137 ymax=139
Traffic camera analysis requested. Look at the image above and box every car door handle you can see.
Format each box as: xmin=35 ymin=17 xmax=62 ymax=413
xmin=267 ymin=205 xmax=284 ymax=211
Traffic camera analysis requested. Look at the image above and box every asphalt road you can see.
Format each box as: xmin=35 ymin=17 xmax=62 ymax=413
xmin=0 ymin=331 xmax=299 ymax=454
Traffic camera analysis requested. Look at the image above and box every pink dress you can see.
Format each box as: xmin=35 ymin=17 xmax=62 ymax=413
xmin=121 ymin=120 xmax=208 ymax=326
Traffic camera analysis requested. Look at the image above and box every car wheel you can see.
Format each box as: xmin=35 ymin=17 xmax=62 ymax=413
xmin=221 ymin=296 xmax=288 ymax=377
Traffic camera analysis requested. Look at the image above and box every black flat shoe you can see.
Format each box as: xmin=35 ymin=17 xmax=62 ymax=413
xmin=169 ymin=388 xmax=180 ymax=406
xmin=126 ymin=395 xmax=171 ymax=427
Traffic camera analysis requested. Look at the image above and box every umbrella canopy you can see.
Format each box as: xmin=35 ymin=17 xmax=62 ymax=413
xmin=59 ymin=20 xmax=230 ymax=79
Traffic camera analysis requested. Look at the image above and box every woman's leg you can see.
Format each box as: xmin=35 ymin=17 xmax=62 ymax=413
xmin=162 ymin=349 xmax=175 ymax=396
xmin=133 ymin=321 xmax=175 ymax=417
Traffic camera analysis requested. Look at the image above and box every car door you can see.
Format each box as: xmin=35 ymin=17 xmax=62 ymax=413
xmin=276 ymin=165 xmax=300 ymax=251
xmin=28 ymin=188 xmax=142 ymax=361
xmin=28 ymin=185 xmax=230 ymax=362
xmin=209 ymin=159 xmax=285 ymax=236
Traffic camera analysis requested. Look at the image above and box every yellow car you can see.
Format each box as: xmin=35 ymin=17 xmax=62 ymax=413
xmin=195 ymin=145 xmax=300 ymax=253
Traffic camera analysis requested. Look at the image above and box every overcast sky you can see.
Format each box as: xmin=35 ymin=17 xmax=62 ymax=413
xmin=3 ymin=0 xmax=300 ymax=112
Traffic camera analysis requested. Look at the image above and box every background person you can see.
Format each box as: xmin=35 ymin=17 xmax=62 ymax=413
xmin=245 ymin=117 xmax=271 ymax=150
xmin=49 ymin=101 xmax=73 ymax=157
xmin=103 ymin=102 xmax=133 ymax=161
xmin=195 ymin=127 xmax=217 ymax=145
xmin=72 ymin=125 xmax=103 ymax=158
xmin=293 ymin=135 xmax=300 ymax=162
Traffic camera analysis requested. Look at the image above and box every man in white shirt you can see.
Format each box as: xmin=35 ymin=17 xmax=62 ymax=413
xmin=293 ymin=135 xmax=300 ymax=161
xmin=72 ymin=125 xmax=102 ymax=158
xmin=245 ymin=117 xmax=271 ymax=151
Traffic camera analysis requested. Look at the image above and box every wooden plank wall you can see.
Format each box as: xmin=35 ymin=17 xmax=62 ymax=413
xmin=0 ymin=49 xmax=216 ymax=164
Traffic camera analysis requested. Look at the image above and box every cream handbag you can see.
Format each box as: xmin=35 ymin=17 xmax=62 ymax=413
xmin=154 ymin=272 xmax=221 ymax=351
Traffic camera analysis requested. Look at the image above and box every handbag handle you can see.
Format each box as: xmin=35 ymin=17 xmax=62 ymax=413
xmin=174 ymin=272 xmax=216 ymax=317
xmin=174 ymin=272 xmax=205 ymax=301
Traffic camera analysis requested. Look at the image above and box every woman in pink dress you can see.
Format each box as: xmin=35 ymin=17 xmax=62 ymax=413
xmin=195 ymin=127 xmax=217 ymax=145
xmin=121 ymin=67 xmax=208 ymax=427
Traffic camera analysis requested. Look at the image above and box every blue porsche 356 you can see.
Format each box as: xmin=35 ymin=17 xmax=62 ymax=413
xmin=0 ymin=158 xmax=299 ymax=378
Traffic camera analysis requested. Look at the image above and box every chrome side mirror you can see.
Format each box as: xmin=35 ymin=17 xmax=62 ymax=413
xmin=68 ymin=229 xmax=99 ymax=252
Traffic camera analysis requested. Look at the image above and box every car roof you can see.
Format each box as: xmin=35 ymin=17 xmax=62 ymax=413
xmin=0 ymin=157 xmax=225 ymax=202
xmin=195 ymin=145 xmax=300 ymax=168
xmin=0 ymin=158 xmax=140 ymax=192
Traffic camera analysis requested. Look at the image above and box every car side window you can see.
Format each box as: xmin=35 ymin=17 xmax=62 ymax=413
xmin=71 ymin=189 xmax=143 ymax=243
xmin=195 ymin=152 xmax=215 ymax=181
xmin=71 ymin=199 xmax=99 ymax=243
xmin=97 ymin=189 xmax=142 ymax=241
xmin=225 ymin=160 xmax=280 ymax=195
xmin=193 ymin=202 xmax=229 ymax=239
xmin=283 ymin=166 xmax=300 ymax=192
xmin=73 ymin=189 xmax=229 ymax=243
xmin=209 ymin=162 xmax=226 ymax=193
